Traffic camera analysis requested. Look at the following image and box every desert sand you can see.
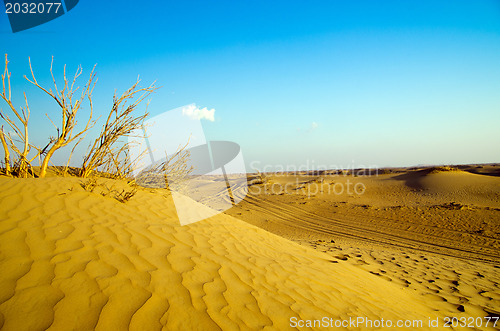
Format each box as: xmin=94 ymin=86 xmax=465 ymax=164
xmin=0 ymin=165 xmax=499 ymax=330
xmin=225 ymin=165 xmax=500 ymax=327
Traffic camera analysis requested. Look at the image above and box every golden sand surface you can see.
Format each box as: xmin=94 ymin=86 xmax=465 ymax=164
xmin=0 ymin=165 xmax=499 ymax=330
xmin=1 ymin=176 xmax=447 ymax=330
xmin=225 ymin=166 xmax=500 ymax=328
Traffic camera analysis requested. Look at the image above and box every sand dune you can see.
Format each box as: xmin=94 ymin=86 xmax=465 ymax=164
xmin=0 ymin=176 xmax=448 ymax=330
xmin=390 ymin=167 xmax=500 ymax=207
xmin=226 ymin=167 xmax=500 ymax=326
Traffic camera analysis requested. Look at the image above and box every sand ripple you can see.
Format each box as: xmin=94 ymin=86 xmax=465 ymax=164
xmin=0 ymin=177 xmax=445 ymax=330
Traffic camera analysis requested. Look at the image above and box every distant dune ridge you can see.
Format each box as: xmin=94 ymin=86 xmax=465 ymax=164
xmin=0 ymin=175 xmax=447 ymax=330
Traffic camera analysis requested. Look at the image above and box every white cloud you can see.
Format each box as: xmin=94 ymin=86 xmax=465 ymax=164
xmin=182 ymin=104 xmax=215 ymax=122
xmin=311 ymin=122 xmax=318 ymax=130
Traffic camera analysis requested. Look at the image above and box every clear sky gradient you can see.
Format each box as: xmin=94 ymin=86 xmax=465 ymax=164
xmin=1 ymin=0 xmax=499 ymax=171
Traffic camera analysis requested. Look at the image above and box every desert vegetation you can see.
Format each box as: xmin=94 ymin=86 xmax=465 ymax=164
xmin=427 ymin=165 xmax=462 ymax=173
xmin=79 ymin=78 xmax=157 ymax=179
xmin=79 ymin=177 xmax=138 ymax=203
xmin=1 ymin=54 xmax=42 ymax=178
xmin=0 ymin=54 xmax=191 ymax=193
xmin=134 ymin=139 xmax=193 ymax=191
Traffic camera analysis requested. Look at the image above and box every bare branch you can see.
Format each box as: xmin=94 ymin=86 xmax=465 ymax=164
xmin=24 ymin=56 xmax=97 ymax=178
xmin=0 ymin=55 xmax=34 ymax=177
xmin=80 ymin=78 xmax=157 ymax=178
xmin=0 ymin=125 xmax=11 ymax=175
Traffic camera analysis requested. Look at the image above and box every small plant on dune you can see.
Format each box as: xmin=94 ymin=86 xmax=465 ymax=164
xmin=99 ymin=183 xmax=138 ymax=203
xmin=135 ymin=139 xmax=194 ymax=191
xmin=99 ymin=143 xmax=143 ymax=180
xmin=159 ymin=141 xmax=194 ymax=191
xmin=79 ymin=79 xmax=157 ymax=179
xmin=80 ymin=178 xmax=137 ymax=203
xmin=111 ymin=187 xmax=138 ymax=203
xmin=80 ymin=177 xmax=98 ymax=192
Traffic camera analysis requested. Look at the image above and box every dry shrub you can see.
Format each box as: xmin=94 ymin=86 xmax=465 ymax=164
xmin=80 ymin=177 xmax=98 ymax=192
xmin=80 ymin=78 xmax=157 ymax=179
xmin=111 ymin=187 xmax=137 ymax=203
xmin=1 ymin=55 xmax=39 ymax=177
xmin=135 ymin=140 xmax=194 ymax=192
xmin=0 ymin=126 xmax=11 ymax=175
xmin=0 ymin=54 xmax=96 ymax=178
xmin=80 ymin=177 xmax=137 ymax=203
xmin=25 ymin=57 xmax=96 ymax=178
xmin=1 ymin=55 xmax=192 ymax=186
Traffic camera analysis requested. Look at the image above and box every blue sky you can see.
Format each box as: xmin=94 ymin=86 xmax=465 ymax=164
xmin=1 ymin=0 xmax=500 ymax=170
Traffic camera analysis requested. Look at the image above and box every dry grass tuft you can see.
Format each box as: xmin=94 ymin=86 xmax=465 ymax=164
xmin=80 ymin=178 xmax=98 ymax=192
xmin=80 ymin=177 xmax=137 ymax=203
xmin=135 ymin=140 xmax=193 ymax=192
xmin=111 ymin=187 xmax=138 ymax=203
